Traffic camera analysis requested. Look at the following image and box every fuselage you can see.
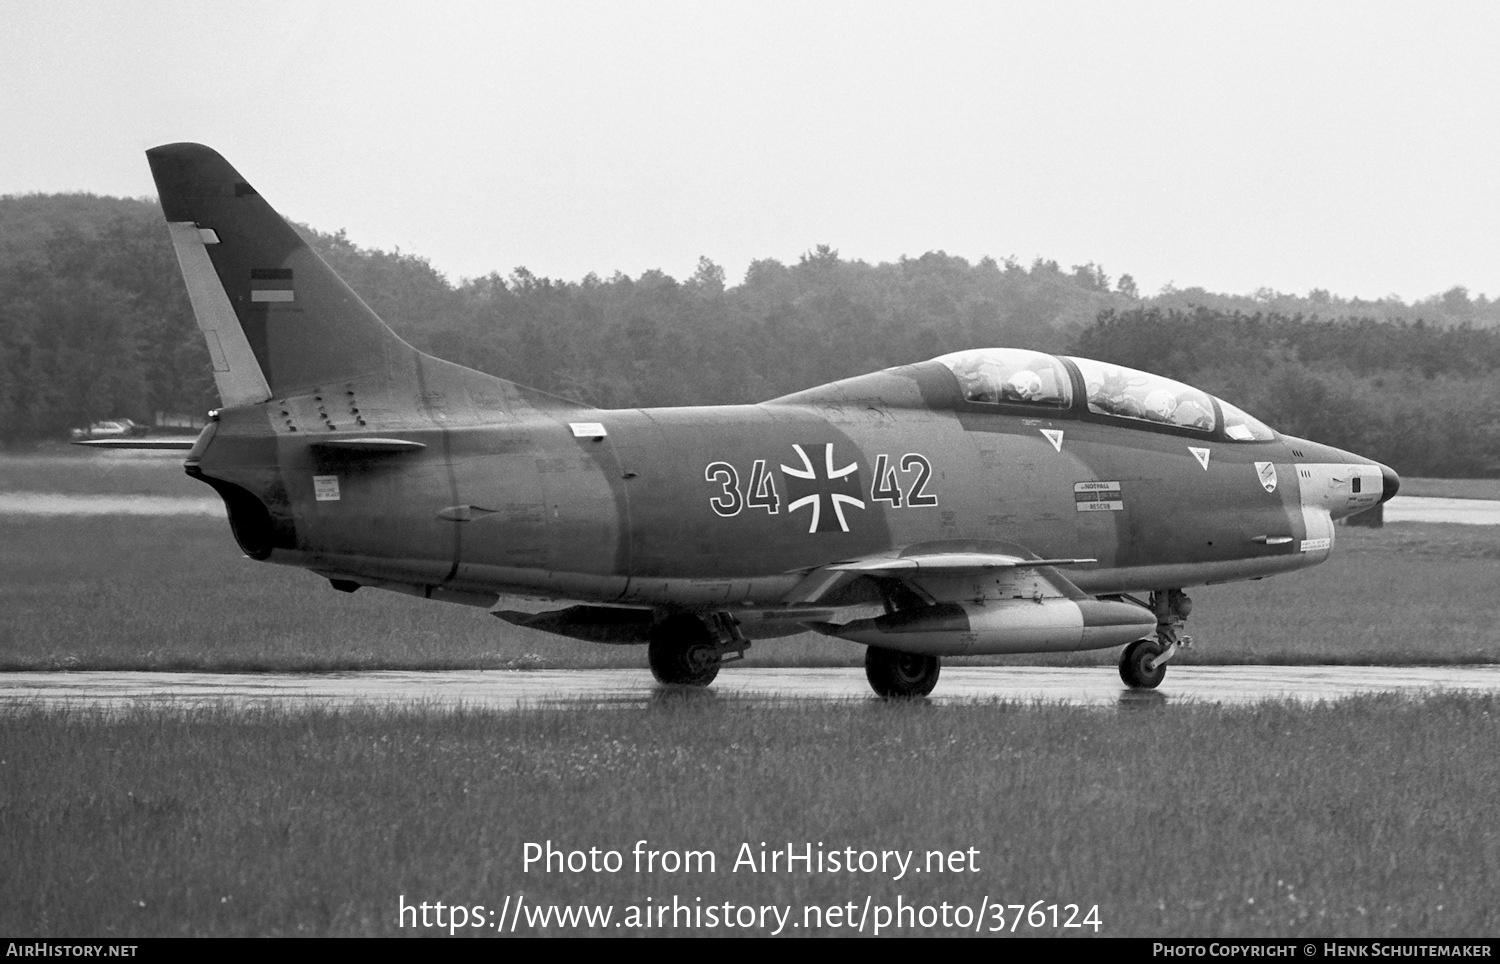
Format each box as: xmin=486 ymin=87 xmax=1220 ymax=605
xmin=186 ymin=349 xmax=1394 ymax=617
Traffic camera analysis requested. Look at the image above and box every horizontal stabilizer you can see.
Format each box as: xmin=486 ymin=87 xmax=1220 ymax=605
xmin=308 ymin=437 xmax=427 ymax=453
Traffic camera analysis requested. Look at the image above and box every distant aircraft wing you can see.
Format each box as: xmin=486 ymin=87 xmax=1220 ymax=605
xmin=70 ymin=438 xmax=199 ymax=450
xmin=72 ymin=435 xmax=426 ymax=454
xmin=785 ymin=546 xmax=1097 ymax=605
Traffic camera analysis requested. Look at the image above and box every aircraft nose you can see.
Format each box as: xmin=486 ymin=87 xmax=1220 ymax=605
xmin=1380 ymin=464 xmax=1401 ymax=504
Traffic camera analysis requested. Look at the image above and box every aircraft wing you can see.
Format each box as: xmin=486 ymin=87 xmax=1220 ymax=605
xmin=825 ymin=552 xmax=1095 ymax=573
xmin=785 ymin=545 xmax=1096 ymax=605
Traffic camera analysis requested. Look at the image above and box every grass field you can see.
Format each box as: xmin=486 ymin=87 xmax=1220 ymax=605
xmin=2 ymin=696 xmax=1495 ymax=937
xmin=0 ymin=446 xmax=206 ymax=497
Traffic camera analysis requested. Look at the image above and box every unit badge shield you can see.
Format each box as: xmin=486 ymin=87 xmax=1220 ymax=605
xmin=1255 ymin=461 xmax=1278 ymax=493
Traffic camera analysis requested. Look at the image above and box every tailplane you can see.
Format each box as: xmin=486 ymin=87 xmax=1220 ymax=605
xmin=148 ymin=143 xmax=417 ymax=406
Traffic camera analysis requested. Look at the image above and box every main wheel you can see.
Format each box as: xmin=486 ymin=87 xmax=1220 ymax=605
xmin=865 ymin=646 xmax=940 ymax=698
xmin=648 ymin=614 xmax=720 ymax=686
xmin=1119 ymin=638 xmax=1167 ymax=689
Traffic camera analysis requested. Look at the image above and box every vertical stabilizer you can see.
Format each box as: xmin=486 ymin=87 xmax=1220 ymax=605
xmin=147 ymin=143 xmax=417 ymax=405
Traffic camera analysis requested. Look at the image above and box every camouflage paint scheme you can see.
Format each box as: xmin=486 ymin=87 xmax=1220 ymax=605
xmin=144 ymin=144 xmax=1399 ymax=697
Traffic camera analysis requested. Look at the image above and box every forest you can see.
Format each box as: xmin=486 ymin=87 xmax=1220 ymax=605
xmin=2 ymin=192 xmax=1497 ymax=477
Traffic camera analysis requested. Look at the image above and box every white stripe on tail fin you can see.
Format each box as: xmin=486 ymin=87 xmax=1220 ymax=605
xmin=162 ymin=220 xmax=272 ymax=407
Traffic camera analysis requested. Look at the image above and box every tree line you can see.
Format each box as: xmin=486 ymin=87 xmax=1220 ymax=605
xmin=2 ymin=192 xmax=1497 ymax=476
xmin=1078 ymin=308 xmax=1500 ymax=477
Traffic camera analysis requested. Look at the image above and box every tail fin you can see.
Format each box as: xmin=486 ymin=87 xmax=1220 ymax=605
xmin=147 ymin=143 xmax=416 ymax=406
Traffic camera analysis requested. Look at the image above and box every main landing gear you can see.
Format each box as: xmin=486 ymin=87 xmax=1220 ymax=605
xmin=865 ymin=646 xmax=941 ymax=698
xmin=647 ymin=613 xmax=748 ymax=686
xmin=1118 ymin=588 xmax=1194 ymax=689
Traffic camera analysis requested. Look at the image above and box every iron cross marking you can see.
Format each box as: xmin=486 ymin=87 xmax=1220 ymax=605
xmin=780 ymin=443 xmax=866 ymax=534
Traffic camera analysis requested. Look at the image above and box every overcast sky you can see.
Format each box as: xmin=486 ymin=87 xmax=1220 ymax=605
xmin=5 ymin=0 xmax=1497 ymax=301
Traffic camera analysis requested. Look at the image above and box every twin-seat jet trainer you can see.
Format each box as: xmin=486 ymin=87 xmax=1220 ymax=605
xmin=136 ymin=143 xmax=1398 ymax=697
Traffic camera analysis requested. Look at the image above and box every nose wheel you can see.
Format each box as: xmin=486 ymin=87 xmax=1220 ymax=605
xmin=1119 ymin=638 xmax=1167 ymax=689
xmin=1119 ymin=588 xmax=1195 ymax=689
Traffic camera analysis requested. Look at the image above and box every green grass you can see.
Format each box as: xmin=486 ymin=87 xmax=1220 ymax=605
xmin=1178 ymin=522 xmax=1500 ymax=666
xmin=0 ymin=514 xmax=627 ymax=671
xmin=0 ymin=446 xmax=205 ymax=498
xmin=2 ymin=696 xmax=1495 ymax=937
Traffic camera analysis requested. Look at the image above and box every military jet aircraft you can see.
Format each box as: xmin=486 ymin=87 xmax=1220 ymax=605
xmin=139 ymin=142 xmax=1398 ymax=697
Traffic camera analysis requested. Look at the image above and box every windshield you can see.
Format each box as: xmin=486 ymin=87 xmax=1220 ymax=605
xmin=1218 ymin=398 xmax=1276 ymax=441
xmin=1068 ymin=356 xmax=1217 ymax=433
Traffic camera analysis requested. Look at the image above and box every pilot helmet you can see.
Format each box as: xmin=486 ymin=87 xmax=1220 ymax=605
xmin=1007 ymin=370 xmax=1043 ymax=400
xmin=1143 ymin=389 xmax=1177 ymax=420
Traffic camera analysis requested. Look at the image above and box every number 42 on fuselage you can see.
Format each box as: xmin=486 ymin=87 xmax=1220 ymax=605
xmin=135 ymin=143 xmax=1399 ymax=698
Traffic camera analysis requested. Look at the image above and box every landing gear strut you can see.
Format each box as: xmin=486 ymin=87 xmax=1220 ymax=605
xmin=647 ymin=613 xmax=748 ymax=686
xmin=1118 ymin=589 xmax=1194 ymax=689
xmin=865 ymin=646 xmax=941 ymax=698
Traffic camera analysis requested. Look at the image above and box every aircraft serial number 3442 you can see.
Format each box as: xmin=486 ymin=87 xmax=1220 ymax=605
xmin=126 ymin=143 xmax=1399 ymax=698
xmin=706 ymin=449 xmax=938 ymax=529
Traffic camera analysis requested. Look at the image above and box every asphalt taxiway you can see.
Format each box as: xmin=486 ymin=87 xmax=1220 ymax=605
xmin=2 ymin=665 xmax=1498 ymax=712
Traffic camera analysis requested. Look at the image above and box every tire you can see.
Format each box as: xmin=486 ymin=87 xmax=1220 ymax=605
xmin=647 ymin=614 xmax=720 ymax=687
xmin=865 ymin=646 xmax=941 ymax=698
xmin=1119 ymin=638 xmax=1167 ymax=689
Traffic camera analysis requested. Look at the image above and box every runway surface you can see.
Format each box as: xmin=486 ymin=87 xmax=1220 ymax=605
xmin=3 ymin=665 xmax=1499 ymax=711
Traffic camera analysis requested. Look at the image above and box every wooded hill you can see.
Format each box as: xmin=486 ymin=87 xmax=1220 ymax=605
xmin=2 ymin=192 xmax=1497 ymax=476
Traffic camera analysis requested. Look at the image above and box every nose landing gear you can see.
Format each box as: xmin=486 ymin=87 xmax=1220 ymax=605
xmin=1119 ymin=589 xmax=1194 ymax=689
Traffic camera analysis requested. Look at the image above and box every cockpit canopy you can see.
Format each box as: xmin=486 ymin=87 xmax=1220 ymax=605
xmin=939 ymin=348 xmax=1073 ymax=409
xmin=933 ymin=348 xmax=1275 ymax=441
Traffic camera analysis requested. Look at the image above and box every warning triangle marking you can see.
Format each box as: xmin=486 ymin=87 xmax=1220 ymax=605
xmin=1189 ymin=447 xmax=1211 ymax=470
xmin=1041 ymin=429 xmax=1064 ymax=453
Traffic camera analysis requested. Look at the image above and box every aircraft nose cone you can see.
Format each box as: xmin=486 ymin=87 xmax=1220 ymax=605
xmin=1380 ymin=464 xmax=1401 ymax=503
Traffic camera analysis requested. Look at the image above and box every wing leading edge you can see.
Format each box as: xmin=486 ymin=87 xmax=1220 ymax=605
xmin=786 ymin=546 xmax=1097 ymax=606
